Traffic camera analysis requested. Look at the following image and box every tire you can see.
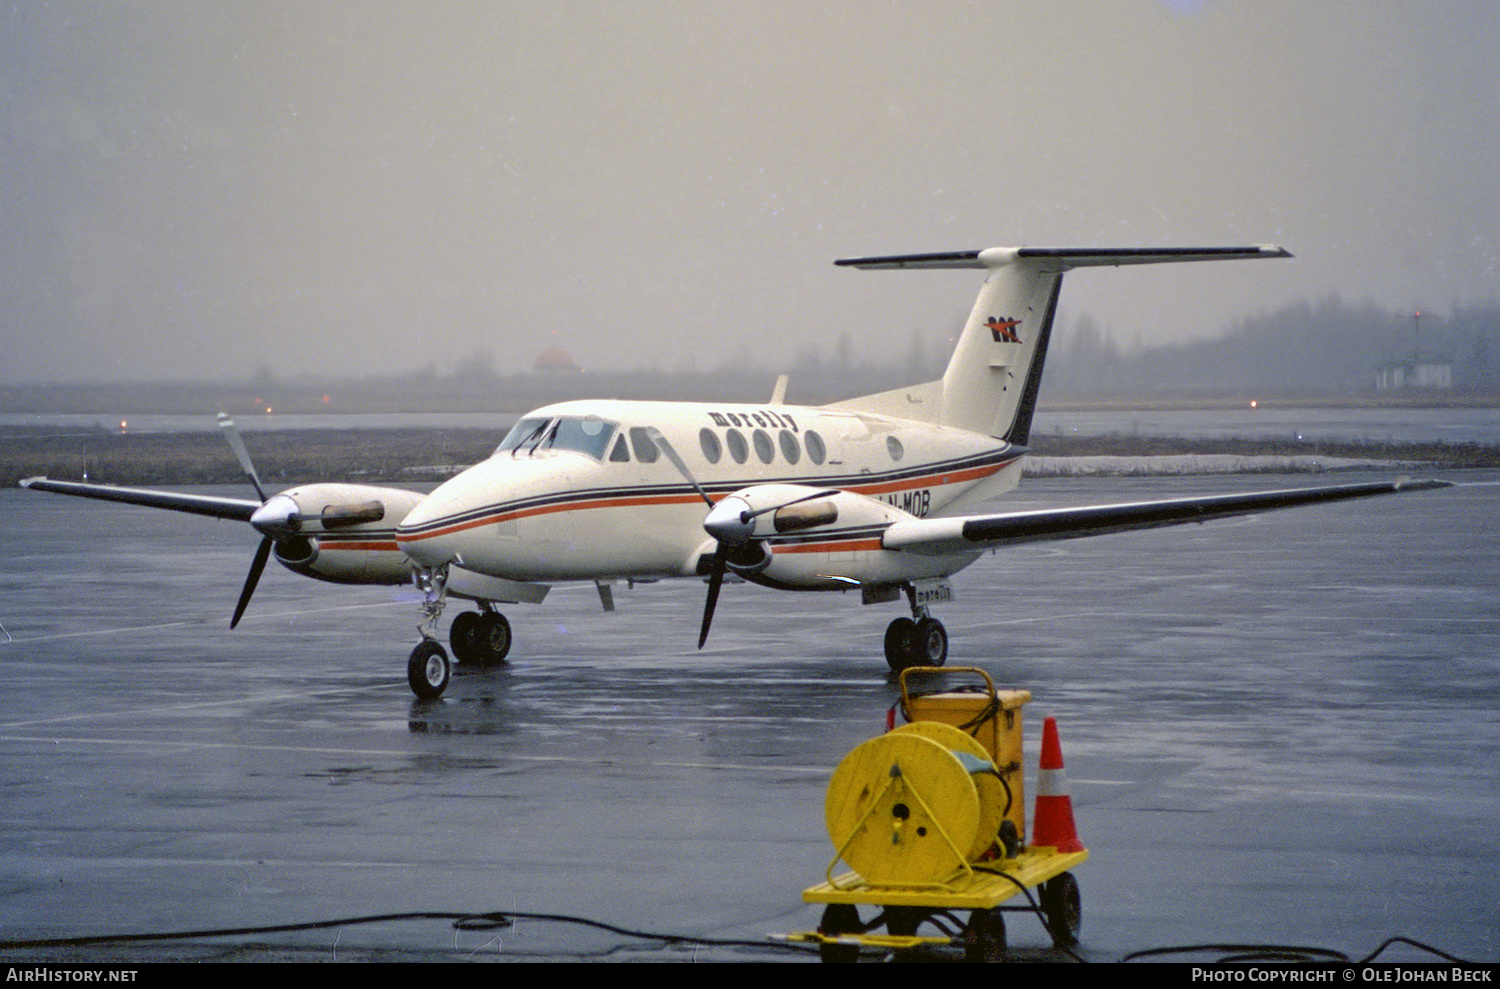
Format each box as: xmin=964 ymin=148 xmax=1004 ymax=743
xmin=1041 ymin=871 xmax=1081 ymax=947
xmin=964 ymin=908 xmax=1007 ymax=963
xmin=883 ymin=906 xmax=924 ymax=937
xmin=475 ymin=612 xmax=512 ymax=664
xmin=884 ymin=617 xmax=917 ymax=672
xmin=912 ymin=617 xmax=948 ymax=666
xmin=407 ymin=640 xmax=450 ymax=699
xmin=449 ymin=612 xmax=481 ymax=664
xmin=817 ymin=903 xmax=861 ymax=964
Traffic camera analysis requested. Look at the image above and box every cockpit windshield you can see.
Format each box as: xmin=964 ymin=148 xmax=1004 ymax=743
xmin=494 ymin=415 xmax=618 ymax=461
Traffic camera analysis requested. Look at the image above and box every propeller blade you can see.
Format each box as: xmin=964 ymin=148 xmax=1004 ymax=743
xmin=646 ymin=427 xmax=714 ymax=509
xmin=231 ymin=536 xmax=273 ymax=629
xmin=218 ymin=414 xmax=267 ymax=502
xmin=698 ymin=545 xmax=728 ymax=649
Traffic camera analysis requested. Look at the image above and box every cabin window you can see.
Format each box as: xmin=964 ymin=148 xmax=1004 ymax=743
xmin=805 ymin=430 xmax=826 ymax=465
xmin=778 ymin=429 xmax=800 ymax=465
xmin=752 ymin=429 xmax=774 ymax=464
xmin=699 ymin=428 xmax=722 ymax=464
xmin=609 ymin=435 xmax=631 ymax=462
xmin=725 ymin=429 xmax=749 ymax=464
xmin=886 ymin=436 xmax=904 ymax=461
xmin=628 ymin=426 xmax=660 ymax=463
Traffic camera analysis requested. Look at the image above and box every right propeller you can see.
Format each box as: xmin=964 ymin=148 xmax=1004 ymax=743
xmin=645 ymin=427 xmax=846 ymax=648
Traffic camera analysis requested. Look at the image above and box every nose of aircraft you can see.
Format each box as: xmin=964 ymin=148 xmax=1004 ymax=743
xmin=396 ymin=459 xmax=519 ymax=573
xmin=395 ymin=470 xmax=492 ymax=569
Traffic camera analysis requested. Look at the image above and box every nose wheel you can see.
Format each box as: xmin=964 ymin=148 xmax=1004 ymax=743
xmin=407 ymin=639 xmax=451 ymax=699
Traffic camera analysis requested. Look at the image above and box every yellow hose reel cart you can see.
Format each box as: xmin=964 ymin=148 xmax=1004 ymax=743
xmin=788 ymin=667 xmax=1086 ymax=962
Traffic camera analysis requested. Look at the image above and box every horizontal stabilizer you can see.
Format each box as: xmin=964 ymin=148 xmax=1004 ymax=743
xmin=883 ymin=478 xmax=1451 ymax=555
xmin=835 ymin=245 xmax=1292 ymax=270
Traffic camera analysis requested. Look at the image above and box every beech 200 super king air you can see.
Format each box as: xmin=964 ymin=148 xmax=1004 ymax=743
xmin=21 ymin=245 xmax=1450 ymax=698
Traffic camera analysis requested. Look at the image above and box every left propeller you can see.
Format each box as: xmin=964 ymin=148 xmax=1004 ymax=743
xmin=218 ymin=415 xmax=386 ymax=628
xmin=219 ymin=413 xmax=273 ymax=628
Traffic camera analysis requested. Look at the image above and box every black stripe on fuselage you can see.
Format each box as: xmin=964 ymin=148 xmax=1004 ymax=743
xmin=398 ymin=446 xmax=1021 ymax=536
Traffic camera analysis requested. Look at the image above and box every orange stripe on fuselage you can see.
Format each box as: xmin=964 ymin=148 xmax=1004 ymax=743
xmin=400 ymin=456 xmax=1014 ymax=542
xmin=399 ymin=493 xmax=706 ymax=541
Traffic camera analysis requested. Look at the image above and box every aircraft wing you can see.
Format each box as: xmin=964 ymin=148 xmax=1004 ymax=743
xmin=19 ymin=476 xmax=260 ymax=521
xmin=881 ymin=478 xmax=1452 ymax=556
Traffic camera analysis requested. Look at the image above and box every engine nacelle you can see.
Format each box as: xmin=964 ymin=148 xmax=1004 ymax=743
xmin=714 ymin=484 xmax=979 ymax=591
xmin=266 ymin=483 xmax=427 ymax=586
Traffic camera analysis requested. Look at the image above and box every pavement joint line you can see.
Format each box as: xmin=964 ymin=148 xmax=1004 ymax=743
xmin=0 ymin=601 xmax=410 ymax=644
xmin=0 ymin=733 xmax=835 ymax=775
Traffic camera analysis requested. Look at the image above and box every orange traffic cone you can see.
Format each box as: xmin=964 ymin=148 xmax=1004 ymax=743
xmin=1031 ymin=716 xmax=1085 ymax=853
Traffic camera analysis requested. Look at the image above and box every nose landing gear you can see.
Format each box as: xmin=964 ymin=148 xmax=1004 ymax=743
xmin=407 ymin=566 xmax=516 ymax=699
xmin=408 ymin=565 xmax=452 ymax=700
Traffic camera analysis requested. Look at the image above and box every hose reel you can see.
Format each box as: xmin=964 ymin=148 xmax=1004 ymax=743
xmin=824 ymin=720 xmax=1006 ymax=886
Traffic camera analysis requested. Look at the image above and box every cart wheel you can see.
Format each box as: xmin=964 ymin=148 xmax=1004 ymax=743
xmin=1041 ymin=871 xmax=1081 ymax=947
xmin=882 ymin=906 xmax=924 ymax=937
xmin=964 ymin=908 xmax=1007 ymax=963
xmin=817 ymin=904 xmax=861 ymax=964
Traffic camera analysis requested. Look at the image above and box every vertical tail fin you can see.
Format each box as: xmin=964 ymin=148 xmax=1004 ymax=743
xmin=835 ymin=246 xmax=1291 ymax=442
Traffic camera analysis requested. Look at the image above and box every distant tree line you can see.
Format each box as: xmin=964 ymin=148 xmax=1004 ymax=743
xmin=1042 ymin=298 xmax=1499 ymax=400
xmin=5 ymin=299 xmax=1495 ymax=417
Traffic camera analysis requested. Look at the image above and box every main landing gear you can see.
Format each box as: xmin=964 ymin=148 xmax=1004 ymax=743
xmin=406 ymin=565 xmax=512 ymax=700
xmin=883 ymin=585 xmax=948 ymax=673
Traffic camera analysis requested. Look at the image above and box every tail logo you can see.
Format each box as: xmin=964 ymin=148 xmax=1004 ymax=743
xmin=986 ymin=317 xmax=1022 ymax=343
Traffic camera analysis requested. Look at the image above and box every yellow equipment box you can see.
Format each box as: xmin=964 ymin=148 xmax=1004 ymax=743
xmin=902 ymin=670 xmax=1032 ymax=845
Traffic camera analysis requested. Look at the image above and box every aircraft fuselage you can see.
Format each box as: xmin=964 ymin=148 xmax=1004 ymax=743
xmin=394 ymin=398 xmax=1023 ymax=587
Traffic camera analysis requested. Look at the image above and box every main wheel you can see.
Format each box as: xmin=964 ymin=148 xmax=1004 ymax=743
xmin=964 ymin=908 xmax=1007 ymax=963
xmin=911 ymin=616 xmax=948 ymax=666
xmin=449 ymin=611 xmax=481 ymax=664
xmin=1040 ymin=871 xmax=1081 ymax=947
xmin=817 ymin=903 xmax=861 ymax=964
xmin=407 ymin=640 xmax=450 ymax=699
xmin=884 ymin=617 xmax=917 ymax=672
xmin=474 ymin=612 xmax=512 ymax=664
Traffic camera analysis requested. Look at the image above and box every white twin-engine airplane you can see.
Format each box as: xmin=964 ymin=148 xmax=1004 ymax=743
xmin=22 ymin=246 xmax=1450 ymax=698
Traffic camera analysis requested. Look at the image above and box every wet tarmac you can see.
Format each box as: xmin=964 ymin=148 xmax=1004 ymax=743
xmin=0 ymin=470 xmax=1496 ymax=963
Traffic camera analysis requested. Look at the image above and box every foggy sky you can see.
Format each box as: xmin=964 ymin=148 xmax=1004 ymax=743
xmin=2 ymin=1 xmax=1497 ymax=385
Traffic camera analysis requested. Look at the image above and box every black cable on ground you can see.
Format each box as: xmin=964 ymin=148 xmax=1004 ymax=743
xmin=0 ymin=909 xmax=817 ymax=959
xmin=1119 ymin=935 xmax=1473 ymax=965
xmin=0 ymin=910 xmax=1478 ymax=965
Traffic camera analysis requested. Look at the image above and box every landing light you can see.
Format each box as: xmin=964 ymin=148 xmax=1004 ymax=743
xmin=1250 ymin=399 xmax=1258 ymax=409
